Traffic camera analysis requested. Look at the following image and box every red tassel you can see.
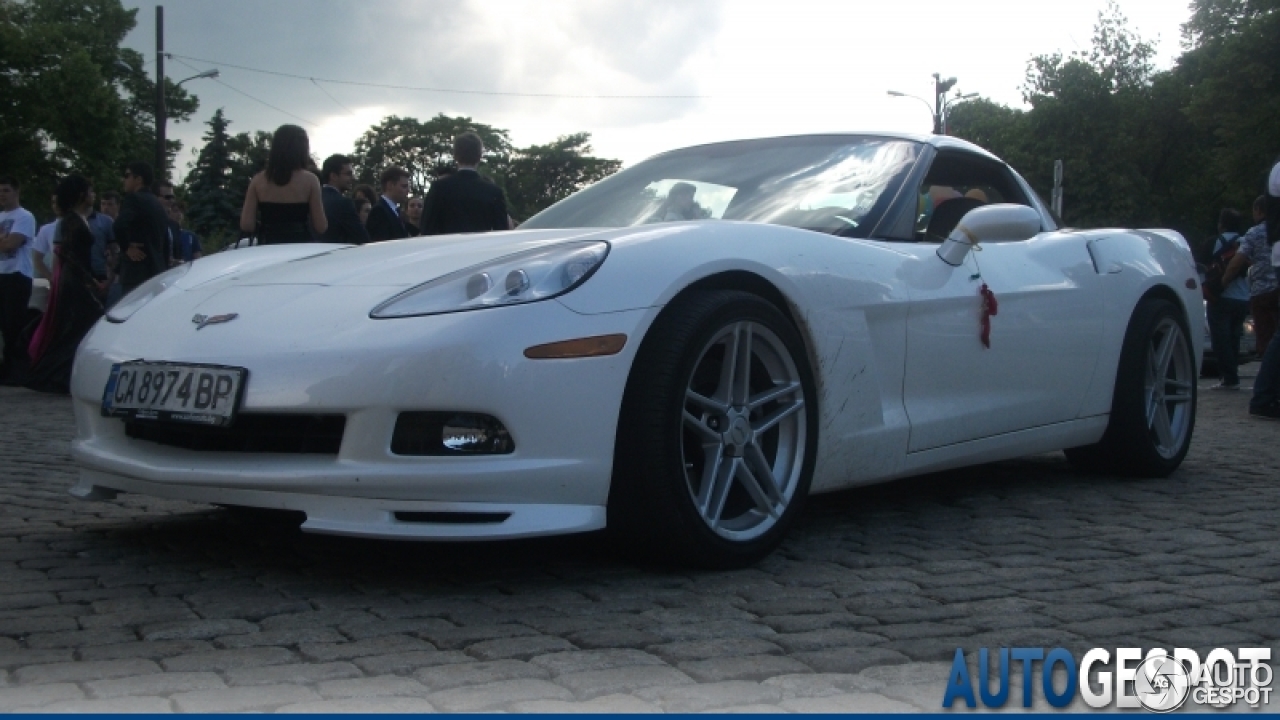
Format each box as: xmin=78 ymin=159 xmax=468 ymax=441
xmin=979 ymin=283 xmax=998 ymax=348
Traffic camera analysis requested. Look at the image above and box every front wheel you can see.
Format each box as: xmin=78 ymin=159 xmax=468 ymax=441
xmin=609 ymin=290 xmax=818 ymax=568
xmin=1065 ymin=297 xmax=1196 ymax=476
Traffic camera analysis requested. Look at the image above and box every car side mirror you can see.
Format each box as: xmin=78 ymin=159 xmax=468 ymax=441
xmin=936 ymin=203 xmax=1043 ymax=266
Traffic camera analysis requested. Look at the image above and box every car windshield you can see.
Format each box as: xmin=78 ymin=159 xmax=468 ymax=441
xmin=522 ymin=135 xmax=922 ymax=237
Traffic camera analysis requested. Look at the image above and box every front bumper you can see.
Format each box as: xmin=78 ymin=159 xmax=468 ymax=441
xmin=70 ymin=291 xmax=654 ymax=539
xmin=71 ymin=469 xmax=605 ymax=540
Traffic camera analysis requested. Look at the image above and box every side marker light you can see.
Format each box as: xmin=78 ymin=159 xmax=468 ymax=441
xmin=524 ymin=334 xmax=627 ymax=359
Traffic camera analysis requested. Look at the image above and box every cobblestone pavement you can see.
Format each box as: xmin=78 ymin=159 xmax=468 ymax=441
xmin=0 ymin=363 xmax=1278 ymax=713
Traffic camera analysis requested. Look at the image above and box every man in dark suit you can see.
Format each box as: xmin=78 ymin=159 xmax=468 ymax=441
xmin=114 ymin=162 xmax=170 ymax=294
xmin=318 ymin=155 xmax=370 ymax=244
xmin=365 ymin=166 xmax=410 ymax=242
xmin=421 ymin=132 xmax=510 ymax=236
xmin=154 ymin=179 xmax=181 ymax=265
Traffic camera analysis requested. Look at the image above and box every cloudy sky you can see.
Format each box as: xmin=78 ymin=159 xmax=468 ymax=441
xmin=119 ymin=0 xmax=1191 ymax=181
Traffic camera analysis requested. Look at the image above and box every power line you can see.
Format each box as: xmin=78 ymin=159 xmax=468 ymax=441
xmin=171 ymin=56 xmax=318 ymax=127
xmin=167 ymin=52 xmax=706 ymax=100
xmin=311 ymin=78 xmax=357 ymax=116
xmin=212 ymin=78 xmax=319 ymax=127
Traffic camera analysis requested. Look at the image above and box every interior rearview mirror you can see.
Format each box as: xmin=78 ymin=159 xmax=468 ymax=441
xmin=937 ymin=204 xmax=1043 ymax=266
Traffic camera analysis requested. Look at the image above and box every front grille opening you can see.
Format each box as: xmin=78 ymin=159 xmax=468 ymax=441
xmin=394 ymin=511 xmax=511 ymax=524
xmin=125 ymin=413 xmax=346 ymax=454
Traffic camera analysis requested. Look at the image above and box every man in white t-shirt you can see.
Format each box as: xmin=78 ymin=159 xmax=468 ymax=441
xmin=30 ymin=194 xmax=59 ymax=281
xmin=27 ymin=211 xmax=59 ymax=317
xmin=0 ymin=175 xmax=36 ymax=384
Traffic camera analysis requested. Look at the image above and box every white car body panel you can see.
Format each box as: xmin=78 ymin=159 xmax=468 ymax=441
xmin=69 ymin=135 xmax=1204 ymax=541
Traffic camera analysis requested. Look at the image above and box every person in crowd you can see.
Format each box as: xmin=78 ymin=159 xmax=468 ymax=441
xmin=0 ymin=175 xmax=36 ymax=385
xmin=154 ymin=180 xmax=181 ymax=262
xmin=353 ymin=184 xmax=377 ymax=209
xmin=239 ymin=124 xmax=328 ymax=244
xmin=96 ymin=190 xmax=121 ymax=304
xmin=168 ymin=202 xmax=202 ymax=264
xmin=86 ymin=192 xmax=114 ymax=284
xmin=355 ymin=198 xmax=372 ymax=226
xmin=318 ymin=154 xmax=370 ymax=244
xmin=26 ymin=174 xmax=103 ymax=394
xmin=1248 ymin=159 xmax=1280 ymax=420
xmin=30 ymin=194 xmax=60 ymax=281
xmin=1222 ymin=195 xmax=1278 ymax=368
xmin=99 ymin=191 xmax=120 ymax=221
xmin=114 ymin=162 xmax=170 ymax=296
xmin=366 ymin=167 xmax=411 ymax=242
xmin=421 ymin=133 xmax=510 ymax=235
xmin=1204 ymin=208 xmax=1250 ymax=389
xmin=405 ymin=196 xmax=424 ymax=236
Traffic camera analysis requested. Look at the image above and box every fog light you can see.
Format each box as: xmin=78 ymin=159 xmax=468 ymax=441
xmin=391 ymin=411 xmax=514 ymax=455
xmin=443 ymin=414 xmax=513 ymax=453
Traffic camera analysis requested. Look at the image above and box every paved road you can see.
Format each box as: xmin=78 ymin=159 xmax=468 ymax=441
xmin=0 ymin=365 xmax=1277 ymax=712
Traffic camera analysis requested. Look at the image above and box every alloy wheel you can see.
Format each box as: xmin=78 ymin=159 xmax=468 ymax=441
xmin=1144 ymin=316 xmax=1194 ymax=459
xmin=680 ymin=320 xmax=808 ymax=541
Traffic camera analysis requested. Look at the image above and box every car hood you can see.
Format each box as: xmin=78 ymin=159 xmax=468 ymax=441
xmin=176 ymin=228 xmax=629 ymax=291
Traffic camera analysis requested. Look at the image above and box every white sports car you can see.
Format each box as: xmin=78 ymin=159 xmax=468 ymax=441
xmin=70 ymin=133 xmax=1203 ymax=567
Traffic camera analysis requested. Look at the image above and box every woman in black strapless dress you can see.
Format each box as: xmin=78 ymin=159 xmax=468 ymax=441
xmin=240 ymin=125 xmax=328 ymax=244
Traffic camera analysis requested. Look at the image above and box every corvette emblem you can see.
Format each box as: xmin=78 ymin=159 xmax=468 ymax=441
xmin=192 ymin=313 xmax=238 ymax=330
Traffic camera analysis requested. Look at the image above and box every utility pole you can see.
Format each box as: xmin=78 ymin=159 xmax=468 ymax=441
xmin=932 ymin=73 xmax=956 ymax=135
xmin=155 ymin=5 xmax=166 ymax=179
xmin=1052 ymin=159 xmax=1064 ymax=219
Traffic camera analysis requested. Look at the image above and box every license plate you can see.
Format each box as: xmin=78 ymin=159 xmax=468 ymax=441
xmin=101 ymin=362 xmax=247 ymax=427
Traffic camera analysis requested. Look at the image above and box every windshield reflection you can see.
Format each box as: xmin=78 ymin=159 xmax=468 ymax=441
xmin=522 ymin=136 xmax=921 ymax=237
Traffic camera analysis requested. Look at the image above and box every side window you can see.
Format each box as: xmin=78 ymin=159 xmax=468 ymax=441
xmin=914 ymin=151 xmax=1032 ymax=241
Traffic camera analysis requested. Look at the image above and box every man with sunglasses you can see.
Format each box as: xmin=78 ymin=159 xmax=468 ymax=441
xmin=153 ymin=180 xmax=182 ymax=266
xmin=114 ymin=162 xmax=169 ymax=295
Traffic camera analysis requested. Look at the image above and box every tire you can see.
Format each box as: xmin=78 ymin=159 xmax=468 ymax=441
xmin=608 ymin=290 xmax=818 ymax=569
xmin=1065 ymin=297 xmax=1196 ymax=477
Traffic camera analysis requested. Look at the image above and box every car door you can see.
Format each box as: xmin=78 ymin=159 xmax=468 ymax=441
xmin=897 ymin=151 xmax=1106 ymax=452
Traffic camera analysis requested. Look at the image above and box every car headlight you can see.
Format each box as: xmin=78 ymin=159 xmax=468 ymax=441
xmin=106 ymin=263 xmax=192 ymax=323
xmin=371 ymin=241 xmax=609 ymax=318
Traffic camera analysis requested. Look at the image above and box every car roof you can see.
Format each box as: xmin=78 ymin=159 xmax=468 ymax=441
xmin=644 ymin=132 xmax=1003 ymax=165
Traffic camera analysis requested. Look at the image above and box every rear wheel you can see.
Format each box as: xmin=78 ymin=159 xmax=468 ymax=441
xmin=608 ymin=290 xmax=817 ymax=568
xmin=1065 ymin=297 xmax=1196 ymax=476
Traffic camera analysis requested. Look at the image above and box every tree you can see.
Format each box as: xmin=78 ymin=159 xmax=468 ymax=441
xmin=0 ymin=0 xmax=198 ymax=218
xmin=949 ymin=2 xmax=1163 ymax=229
xmin=948 ymin=0 xmax=1280 ymax=244
xmin=505 ymin=134 xmax=621 ymax=220
xmin=1182 ymin=0 xmax=1280 ymax=49
xmin=352 ymin=114 xmax=514 ymax=195
xmin=945 ymin=100 xmax=1032 ymax=173
xmin=226 ymin=129 xmax=272 ymax=209
xmin=184 ymin=109 xmax=240 ymax=242
xmin=1176 ymin=0 xmax=1280 ymax=215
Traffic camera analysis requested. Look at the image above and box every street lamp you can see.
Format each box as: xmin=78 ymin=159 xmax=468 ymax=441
xmin=940 ymin=92 xmax=978 ymax=135
xmin=155 ymin=65 xmax=219 ymax=180
xmin=889 ymin=77 xmax=973 ymax=135
xmin=151 ymin=6 xmax=219 ymax=180
xmin=886 ymin=90 xmax=935 ymax=132
xmin=177 ymin=69 xmax=220 ymax=85
xmin=932 ymin=73 xmax=956 ymax=135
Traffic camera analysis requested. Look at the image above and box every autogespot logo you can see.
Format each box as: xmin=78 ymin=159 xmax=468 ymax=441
xmin=1134 ymin=654 xmax=1191 ymax=712
xmin=942 ymin=647 xmax=1274 ymax=711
